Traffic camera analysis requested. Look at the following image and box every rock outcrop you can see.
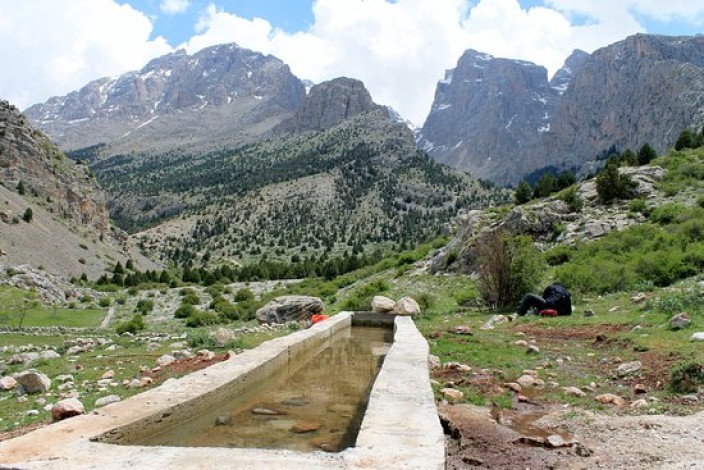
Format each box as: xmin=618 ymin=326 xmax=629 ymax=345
xmin=279 ymin=77 xmax=385 ymax=132
xmin=420 ymin=34 xmax=704 ymax=184
xmin=0 ymin=100 xmax=109 ymax=233
xmin=255 ymin=296 xmax=324 ymax=324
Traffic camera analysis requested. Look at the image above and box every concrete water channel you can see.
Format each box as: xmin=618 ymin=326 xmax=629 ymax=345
xmin=0 ymin=312 xmax=445 ymax=469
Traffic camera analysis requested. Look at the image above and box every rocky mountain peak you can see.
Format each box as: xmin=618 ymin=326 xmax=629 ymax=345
xmin=420 ymin=33 xmax=704 ymax=185
xmin=549 ymin=49 xmax=589 ymax=95
xmin=418 ymin=49 xmax=556 ymax=183
xmin=24 ymin=44 xmax=306 ymax=154
xmin=280 ymin=77 xmax=385 ymax=132
xmin=0 ymin=99 xmax=108 ymax=233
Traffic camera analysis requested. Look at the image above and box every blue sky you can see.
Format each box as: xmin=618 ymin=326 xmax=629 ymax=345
xmin=2 ymin=0 xmax=704 ymax=124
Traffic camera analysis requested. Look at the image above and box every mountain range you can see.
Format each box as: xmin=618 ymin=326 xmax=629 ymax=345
xmin=419 ymin=34 xmax=704 ymax=184
xmin=5 ymin=32 xmax=704 ymax=275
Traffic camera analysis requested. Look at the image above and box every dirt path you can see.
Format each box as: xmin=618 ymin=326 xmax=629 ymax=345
xmin=441 ymin=403 xmax=704 ymax=469
xmin=99 ymin=305 xmax=115 ymax=329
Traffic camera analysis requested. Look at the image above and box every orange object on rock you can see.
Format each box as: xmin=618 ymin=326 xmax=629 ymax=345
xmin=311 ymin=314 xmax=329 ymax=324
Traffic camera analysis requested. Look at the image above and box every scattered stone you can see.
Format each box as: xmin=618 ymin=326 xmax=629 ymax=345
xmin=583 ymin=310 xmax=595 ymax=318
xmin=633 ymin=384 xmax=647 ymax=394
xmin=291 ymin=421 xmax=321 ymax=433
xmin=526 ymin=345 xmax=540 ymax=354
xmin=517 ymin=394 xmax=529 ymax=403
xmin=428 ymin=355 xmax=441 ymax=370
xmin=682 ymin=395 xmax=699 ymax=404
xmin=156 ymin=354 xmax=176 ymax=367
xmin=252 ymin=407 xmax=285 ymax=416
xmin=608 ymin=306 xmax=620 ymax=312
xmin=212 ymin=327 xmax=237 ymax=347
xmin=39 ymin=350 xmax=61 ymax=360
xmin=691 ymin=332 xmax=704 ymax=342
xmin=516 ymin=375 xmax=538 ymax=388
xmin=215 ymin=414 xmax=233 ymax=426
xmin=95 ymin=395 xmax=121 ymax=407
xmin=575 ymin=444 xmax=594 ymax=457
xmin=35 ymin=398 xmax=46 ymax=406
xmin=669 ymin=313 xmax=691 ymax=330
xmin=514 ymin=340 xmax=528 ymax=347
xmin=441 ymin=388 xmax=464 ymax=404
xmin=197 ymin=350 xmax=215 ymax=361
xmin=371 ymin=296 xmax=395 ymax=314
xmin=545 ymin=434 xmax=573 ymax=448
xmin=444 ymin=362 xmax=472 ymax=372
xmin=630 ymin=293 xmax=647 ymax=303
xmin=0 ymin=376 xmax=17 ymax=391
xmin=26 ymin=409 xmax=40 ymax=416
xmin=394 ymin=297 xmax=421 ymax=316
xmin=504 ymin=383 xmax=522 ymax=393
xmin=595 ymin=393 xmax=627 ymax=407
xmin=563 ymin=386 xmax=587 ymax=398
xmin=15 ymin=369 xmax=51 ymax=394
xmin=481 ymin=315 xmax=508 ymax=330
xmin=630 ymin=399 xmax=649 ymax=409
xmin=614 ymin=361 xmax=642 ymax=378
xmin=449 ymin=325 xmax=473 ymax=335
xmin=100 ymin=370 xmax=115 ymax=380
xmin=17 ymin=396 xmax=28 ymax=403
xmin=54 ymin=374 xmax=74 ymax=383
xmin=51 ymin=398 xmax=84 ymax=421
xmin=126 ymin=379 xmax=142 ymax=389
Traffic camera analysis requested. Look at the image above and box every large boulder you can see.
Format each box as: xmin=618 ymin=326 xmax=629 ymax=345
xmin=256 ymin=296 xmax=324 ymax=324
xmin=394 ymin=297 xmax=421 ymax=316
xmin=15 ymin=369 xmax=51 ymax=394
xmin=371 ymin=296 xmax=396 ymax=313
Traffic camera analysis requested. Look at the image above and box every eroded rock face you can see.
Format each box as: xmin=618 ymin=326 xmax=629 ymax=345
xmin=0 ymin=100 xmax=109 ymax=233
xmin=280 ymin=77 xmax=385 ymax=132
xmin=255 ymin=296 xmax=324 ymax=324
xmin=371 ymin=296 xmax=396 ymax=314
xmin=420 ymin=34 xmax=704 ymax=184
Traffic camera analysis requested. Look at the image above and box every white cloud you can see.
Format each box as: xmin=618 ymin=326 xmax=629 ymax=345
xmin=160 ymin=0 xmax=191 ymax=15
xmin=0 ymin=0 xmax=172 ymax=110
xmin=4 ymin=0 xmax=704 ymax=125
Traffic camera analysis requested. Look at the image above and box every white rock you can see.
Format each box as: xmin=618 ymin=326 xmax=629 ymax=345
xmin=690 ymin=332 xmax=704 ymax=342
xmin=156 ymin=354 xmax=176 ymax=367
xmin=0 ymin=376 xmax=18 ymax=391
xmin=563 ymin=386 xmax=586 ymax=398
xmin=481 ymin=315 xmax=508 ymax=330
xmin=394 ymin=297 xmax=421 ymax=316
xmin=100 ymin=370 xmax=115 ymax=380
xmin=95 ymin=395 xmax=121 ymax=407
xmin=614 ymin=361 xmax=642 ymax=377
xmin=517 ymin=374 xmax=537 ymax=388
xmin=371 ymin=296 xmax=396 ymax=314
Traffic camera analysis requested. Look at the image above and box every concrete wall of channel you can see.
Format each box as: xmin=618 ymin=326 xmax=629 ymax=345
xmin=0 ymin=312 xmax=445 ymax=469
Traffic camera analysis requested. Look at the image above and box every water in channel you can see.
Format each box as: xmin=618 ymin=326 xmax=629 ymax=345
xmin=140 ymin=326 xmax=393 ymax=452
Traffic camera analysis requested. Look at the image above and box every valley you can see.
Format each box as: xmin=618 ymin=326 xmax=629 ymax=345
xmin=1 ymin=30 xmax=704 ymax=469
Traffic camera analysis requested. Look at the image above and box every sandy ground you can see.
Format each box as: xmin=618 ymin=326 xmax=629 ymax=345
xmin=441 ymin=403 xmax=704 ymax=469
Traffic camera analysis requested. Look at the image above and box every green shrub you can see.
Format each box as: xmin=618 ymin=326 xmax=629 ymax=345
xmin=544 ymin=245 xmax=574 ymax=266
xmin=174 ymin=304 xmax=197 ymax=319
xmin=211 ymin=297 xmax=239 ymax=320
xmin=340 ymin=279 xmax=390 ymax=311
xmin=556 ymin=257 xmax=637 ymax=295
xmin=556 ymin=186 xmax=583 ymax=213
xmin=135 ymin=299 xmax=155 ymax=315
xmin=116 ymin=296 xmax=127 ymax=305
xmin=186 ymin=329 xmax=218 ymax=349
xmin=596 ymin=162 xmax=637 ymax=203
xmin=628 ymin=198 xmax=648 ymax=215
xmin=669 ymin=361 xmax=704 ymax=394
xmin=234 ymin=288 xmax=255 ymax=302
xmin=649 ymin=203 xmax=690 ymax=225
xmin=186 ymin=311 xmax=220 ymax=328
xmin=98 ymin=297 xmax=112 ymax=308
xmin=182 ymin=292 xmax=201 ymax=306
xmin=646 ymin=288 xmax=704 ymax=315
xmin=237 ymin=300 xmax=263 ymax=321
xmin=116 ymin=314 xmax=146 ymax=335
xmin=415 ymin=292 xmax=435 ymax=311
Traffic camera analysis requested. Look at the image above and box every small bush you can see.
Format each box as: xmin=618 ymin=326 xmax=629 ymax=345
xmin=135 ymin=299 xmax=155 ymax=315
xmin=596 ymin=162 xmax=637 ymax=203
xmin=98 ymin=297 xmax=112 ymax=308
xmin=237 ymin=300 xmax=263 ymax=321
xmin=669 ymin=361 xmax=704 ymax=394
xmin=186 ymin=329 xmax=218 ymax=349
xmin=116 ymin=314 xmax=146 ymax=335
xmin=182 ymin=291 xmax=201 ymax=306
xmin=556 ymin=186 xmax=583 ymax=213
xmin=174 ymin=304 xmax=197 ymax=319
xmin=628 ymin=198 xmax=648 ymax=215
xmin=186 ymin=311 xmax=220 ymax=328
xmin=234 ymin=288 xmax=255 ymax=302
